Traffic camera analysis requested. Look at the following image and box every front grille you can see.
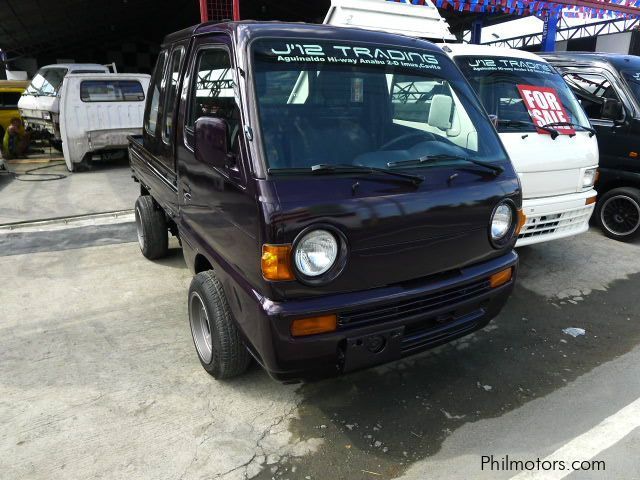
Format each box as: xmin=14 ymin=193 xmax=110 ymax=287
xmin=401 ymin=310 xmax=485 ymax=355
xmin=338 ymin=278 xmax=492 ymax=329
xmin=519 ymin=205 xmax=593 ymax=240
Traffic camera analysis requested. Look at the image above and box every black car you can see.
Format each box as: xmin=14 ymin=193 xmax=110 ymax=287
xmin=544 ymin=52 xmax=640 ymax=241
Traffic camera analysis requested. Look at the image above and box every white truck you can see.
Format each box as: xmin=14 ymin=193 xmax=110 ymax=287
xmin=441 ymin=45 xmax=598 ymax=245
xmin=57 ymin=73 xmax=150 ymax=171
xmin=324 ymin=0 xmax=599 ymax=246
xmin=18 ymin=63 xmax=112 ymax=149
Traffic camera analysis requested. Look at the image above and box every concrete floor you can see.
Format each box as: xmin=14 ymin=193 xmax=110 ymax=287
xmin=1 ymin=224 xmax=639 ymax=480
xmin=0 ymin=154 xmax=137 ymax=224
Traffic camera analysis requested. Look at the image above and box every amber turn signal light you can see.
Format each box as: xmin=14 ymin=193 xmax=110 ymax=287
xmin=490 ymin=267 xmax=513 ymax=288
xmin=261 ymin=244 xmax=294 ymax=281
xmin=515 ymin=209 xmax=527 ymax=236
xmin=586 ymin=196 xmax=597 ymax=206
xmin=291 ymin=314 xmax=338 ymax=337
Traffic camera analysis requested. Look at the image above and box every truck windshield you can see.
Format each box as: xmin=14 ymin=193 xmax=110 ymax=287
xmin=251 ymin=39 xmax=507 ymax=172
xmin=25 ymin=67 xmax=68 ymax=97
xmin=455 ymin=56 xmax=589 ymax=133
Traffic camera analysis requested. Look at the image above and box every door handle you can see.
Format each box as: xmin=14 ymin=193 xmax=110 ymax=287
xmin=183 ymin=184 xmax=192 ymax=203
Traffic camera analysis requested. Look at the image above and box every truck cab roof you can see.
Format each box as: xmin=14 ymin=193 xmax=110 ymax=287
xmin=161 ymin=20 xmax=446 ymax=55
xmin=541 ymin=51 xmax=640 ymax=71
xmin=439 ymin=43 xmax=549 ymax=62
xmin=37 ymin=63 xmax=110 ymax=72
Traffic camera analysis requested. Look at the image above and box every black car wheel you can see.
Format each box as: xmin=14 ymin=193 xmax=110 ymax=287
xmin=134 ymin=195 xmax=169 ymax=259
xmin=188 ymin=271 xmax=251 ymax=379
xmin=596 ymin=187 xmax=640 ymax=242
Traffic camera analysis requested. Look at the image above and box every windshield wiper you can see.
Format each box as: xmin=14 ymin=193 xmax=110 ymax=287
xmin=311 ymin=164 xmax=424 ymax=185
xmin=268 ymin=164 xmax=424 ymax=186
xmin=497 ymin=119 xmax=560 ymax=139
xmin=541 ymin=121 xmax=596 ymax=137
xmin=387 ymin=154 xmax=504 ymax=176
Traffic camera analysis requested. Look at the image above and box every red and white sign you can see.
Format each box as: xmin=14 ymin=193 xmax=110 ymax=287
xmin=516 ymin=84 xmax=575 ymax=136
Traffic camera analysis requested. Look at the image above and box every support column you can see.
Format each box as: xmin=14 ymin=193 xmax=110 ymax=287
xmin=541 ymin=11 xmax=558 ymax=52
xmin=471 ymin=16 xmax=484 ymax=45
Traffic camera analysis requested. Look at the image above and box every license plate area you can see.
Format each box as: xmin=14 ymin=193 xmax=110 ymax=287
xmin=342 ymin=327 xmax=404 ymax=373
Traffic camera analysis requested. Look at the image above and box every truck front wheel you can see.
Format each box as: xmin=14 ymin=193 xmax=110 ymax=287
xmin=596 ymin=187 xmax=640 ymax=242
xmin=188 ymin=271 xmax=251 ymax=379
xmin=134 ymin=195 xmax=169 ymax=259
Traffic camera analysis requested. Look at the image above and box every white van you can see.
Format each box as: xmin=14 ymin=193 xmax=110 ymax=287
xmin=441 ymin=45 xmax=598 ymax=246
xmin=324 ymin=0 xmax=599 ymax=246
xmin=18 ymin=63 xmax=111 ymax=149
xmin=58 ymin=73 xmax=150 ymax=171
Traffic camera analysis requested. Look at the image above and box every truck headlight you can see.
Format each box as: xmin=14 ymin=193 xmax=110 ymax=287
xmin=294 ymin=230 xmax=338 ymax=277
xmin=582 ymin=168 xmax=598 ymax=188
xmin=490 ymin=201 xmax=517 ymax=247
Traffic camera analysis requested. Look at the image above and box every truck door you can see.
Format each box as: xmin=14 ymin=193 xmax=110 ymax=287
xmin=176 ymin=38 xmax=261 ymax=288
xmin=562 ymin=69 xmax=635 ymax=172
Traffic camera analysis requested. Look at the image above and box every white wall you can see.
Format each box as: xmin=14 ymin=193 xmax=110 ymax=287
xmin=596 ymin=31 xmax=632 ymax=54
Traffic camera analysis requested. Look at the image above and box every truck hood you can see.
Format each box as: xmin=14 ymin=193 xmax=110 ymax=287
xmin=18 ymin=95 xmax=58 ymax=115
xmin=499 ymin=131 xmax=598 ymax=199
xmin=259 ymin=165 xmax=520 ymax=298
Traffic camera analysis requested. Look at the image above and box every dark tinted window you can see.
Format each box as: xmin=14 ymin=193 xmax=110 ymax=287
xmin=80 ymin=80 xmax=145 ymax=102
xmin=253 ymin=39 xmax=507 ymax=170
xmin=563 ymin=72 xmax=622 ymax=120
xmin=187 ymin=48 xmax=240 ymax=152
xmin=455 ymin=56 xmax=588 ymax=131
xmin=188 ymin=49 xmax=236 ymax=128
xmin=0 ymin=92 xmax=21 ymax=108
xmin=163 ymin=48 xmax=184 ymax=142
xmin=145 ymin=51 xmax=168 ymax=135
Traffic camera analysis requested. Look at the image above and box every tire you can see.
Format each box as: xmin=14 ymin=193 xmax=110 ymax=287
xmin=188 ymin=271 xmax=251 ymax=379
xmin=134 ymin=195 xmax=169 ymax=259
xmin=596 ymin=187 xmax=640 ymax=242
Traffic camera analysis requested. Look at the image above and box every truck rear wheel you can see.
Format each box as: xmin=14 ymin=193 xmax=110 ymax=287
xmin=188 ymin=271 xmax=251 ymax=379
xmin=134 ymin=195 xmax=168 ymax=259
xmin=596 ymin=187 xmax=640 ymax=242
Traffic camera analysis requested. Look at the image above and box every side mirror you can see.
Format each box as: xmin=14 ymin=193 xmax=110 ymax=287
xmin=601 ymin=98 xmax=624 ymax=122
xmin=195 ymin=116 xmax=230 ymax=169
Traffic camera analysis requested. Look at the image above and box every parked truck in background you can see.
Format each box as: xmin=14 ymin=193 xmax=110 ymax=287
xmin=58 ymin=73 xmax=150 ymax=171
xmin=544 ymin=52 xmax=640 ymax=242
xmin=18 ymin=63 xmax=111 ymax=150
xmin=443 ymin=45 xmax=599 ymax=246
xmin=128 ymin=21 xmax=523 ymax=381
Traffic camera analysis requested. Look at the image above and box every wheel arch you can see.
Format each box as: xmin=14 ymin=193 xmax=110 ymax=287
xmin=194 ymin=254 xmax=214 ymax=274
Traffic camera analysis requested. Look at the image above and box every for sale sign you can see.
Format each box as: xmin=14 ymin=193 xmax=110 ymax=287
xmin=516 ymin=85 xmax=575 ymax=136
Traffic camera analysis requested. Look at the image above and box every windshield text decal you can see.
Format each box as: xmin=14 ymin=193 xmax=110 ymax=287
xmin=268 ymin=43 xmax=441 ymax=70
xmin=466 ymin=58 xmax=554 ymax=75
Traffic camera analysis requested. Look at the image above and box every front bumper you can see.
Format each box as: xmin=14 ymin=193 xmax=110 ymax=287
xmin=21 ymin=117 xmax=59 ymax=140
xmin=517 ymin=190 xmax=596 ymax=247
xmin=247 ymin=251 xmax=518 ymax=382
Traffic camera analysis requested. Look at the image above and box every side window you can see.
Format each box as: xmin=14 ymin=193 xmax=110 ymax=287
xmin=80 ymin=81 xmax=145 ymax=102
xmin=0 ymin=92 xmax=21 ymax=109
xmin=563 ymin=72 xmax=622 ymax=120
xmin=145 ymin=50 xmax=168 ymax=136
xmin=188 ymin=48 xmax=240 ymax=153
xmin=162 ymin=48 xmax=184 ymax=143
